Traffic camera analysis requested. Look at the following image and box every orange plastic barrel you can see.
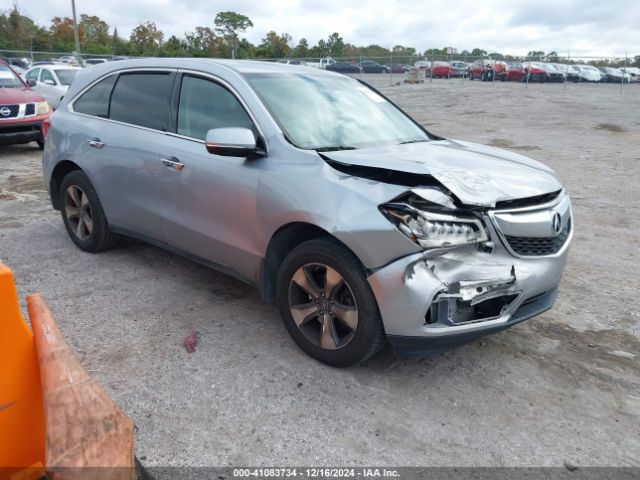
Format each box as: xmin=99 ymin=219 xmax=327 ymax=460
xmin=0 ymin=263 xmax=46 ymax=479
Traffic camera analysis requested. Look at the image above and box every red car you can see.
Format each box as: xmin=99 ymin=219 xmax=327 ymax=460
xmin=0 ymin=60 xmax=51 ymax=149
xmin=468 ymin=59 xmax=509 ymax=81
xmin=426 ymin=61 xmax=453 ymax=78
xmin=508 ymin=63 xmax=547 ymax=82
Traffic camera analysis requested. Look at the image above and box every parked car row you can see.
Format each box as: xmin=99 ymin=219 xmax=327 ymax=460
xmin=325 ymin=60 xmax=412 ymax=74
xmin=412 ymin=59 xmax=637 ymax=83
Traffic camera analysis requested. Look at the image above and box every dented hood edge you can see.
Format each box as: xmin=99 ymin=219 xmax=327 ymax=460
xmin=322 ymin=139 xmax=564 ymax=207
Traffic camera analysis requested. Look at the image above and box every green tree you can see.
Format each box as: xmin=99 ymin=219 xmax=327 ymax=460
xmin=392 ymin=45 xmax=416 ymax=56
xmin=471 ymin=48 xmax=487 ymax=57
xmin=111 ymin=27 xmax=128 ymax=56
xmin=185 ymin=26 xmax=219 ymax=56
xmin=424 ymin=47 xmax=445 ymax=57
xmin=257 ymin=31 xmax=291 ymax=58
xmin=326 ymin=32 xmax=344 ymax=57
xmin=0 ymin=5 xmax=40 ymax=49
xmin=50 ymin=16 xmax=76 ymax=51
xmin=214 ymin=11 xmax=253 ymax=59
xmin=294 ymin=38 xmax=309 ymax=57
xmin=526 ymin=50 xmax=545 ymax=60
xmin=79 ymin=14 xmax=110 ymax=53
xmin=129 ymin=21 xmax=163 ymax=54
xmin=160 ymin=35 xmax=188 ymax=57
xmin=237 ymin=38 xmax=255 ymax=58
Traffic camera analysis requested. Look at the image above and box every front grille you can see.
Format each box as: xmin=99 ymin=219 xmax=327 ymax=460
xmin=0 ymin=104 xmax=20 ymax=119
xmin=505 ymin=218 xmax=571 ymax=256
xmin=25 ymin=103 xmax=35 ymax=116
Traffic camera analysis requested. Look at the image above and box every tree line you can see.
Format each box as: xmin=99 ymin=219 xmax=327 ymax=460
xmin=1 ymin=5 xmax=638 ymax=67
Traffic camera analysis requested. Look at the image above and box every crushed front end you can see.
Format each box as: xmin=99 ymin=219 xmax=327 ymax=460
xmin=369 ymin=187 xmax=573 ymax=356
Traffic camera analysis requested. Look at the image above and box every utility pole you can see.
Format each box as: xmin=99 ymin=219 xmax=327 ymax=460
xmin=71 ymin=0 xmax=81 ymax=61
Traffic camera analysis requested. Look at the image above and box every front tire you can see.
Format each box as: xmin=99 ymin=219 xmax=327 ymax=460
xmin=59 ymin=170 xmax=117 ymax=252
xmin=276 ymin=238 xmax=385 ymax=367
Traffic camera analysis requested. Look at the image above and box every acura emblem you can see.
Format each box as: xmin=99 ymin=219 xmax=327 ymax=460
xmin=0 ymin=107 xmax=11 ymax=117
xmin=552 ymin=212 xmax=562 ymax=236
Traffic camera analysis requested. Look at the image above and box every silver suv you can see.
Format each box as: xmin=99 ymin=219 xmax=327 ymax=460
xmin=42 ymin=59 xmax=572 ymax=366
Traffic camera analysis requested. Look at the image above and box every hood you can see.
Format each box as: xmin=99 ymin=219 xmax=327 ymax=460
xmin=0 ymin=87 xmax=46 ymax=104
xmin=323 ymin=139 xmax=563 ymax=207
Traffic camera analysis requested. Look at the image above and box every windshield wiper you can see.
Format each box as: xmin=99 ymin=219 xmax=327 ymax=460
xmin=398 ymin=139 xmax=429 ymax=145
xmin=314 ymin=146 xmax=357 ymax=152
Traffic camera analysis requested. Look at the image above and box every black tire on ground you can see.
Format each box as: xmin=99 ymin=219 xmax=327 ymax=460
xmin=59 ymin=170 xmax=118 ymax=253
xmin=36 ymin=141 xmax=44 ymax=150
xmin=276 ymin=237 xmax=386 ymax=367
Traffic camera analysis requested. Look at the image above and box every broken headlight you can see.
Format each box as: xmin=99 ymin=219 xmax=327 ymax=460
xmin=380 ymin=203 xmax=488 ymax=249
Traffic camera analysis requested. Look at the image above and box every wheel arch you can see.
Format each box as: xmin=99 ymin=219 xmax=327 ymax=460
xmin=50 ymin=160 xmax=82 ymax=210
xmin=259 ymin=222 xmax=364 ymax=303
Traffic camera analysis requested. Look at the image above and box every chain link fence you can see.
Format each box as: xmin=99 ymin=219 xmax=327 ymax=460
xmin=2 ymin=48 xmax=637 ymax=92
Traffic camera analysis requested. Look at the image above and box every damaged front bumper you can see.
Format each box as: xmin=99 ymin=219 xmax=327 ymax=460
xmin=368 ymin=209 xmax=571 ymax=356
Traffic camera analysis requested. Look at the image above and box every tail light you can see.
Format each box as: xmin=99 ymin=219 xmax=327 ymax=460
xmin=42 ymin=119 xmax=51 ymax=137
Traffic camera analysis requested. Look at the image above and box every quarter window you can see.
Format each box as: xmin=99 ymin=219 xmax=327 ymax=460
xmin=73 ymin=74 xmax=117 ymax=118
xmin=177 ymin=75 xmax=253 ymax=140
xmin=109 ymin=72 xmax=173 ymax=131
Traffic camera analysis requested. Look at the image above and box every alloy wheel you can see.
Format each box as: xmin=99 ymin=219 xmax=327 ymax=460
xmin=64 ymin=185 xmax=93 ymax=241
xmin=288 ymin=263 xmax=358 ymax=350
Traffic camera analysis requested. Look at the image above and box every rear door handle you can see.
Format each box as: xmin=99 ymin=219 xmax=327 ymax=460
xmin=161 ymin=157 xmax=185 ymax=171
xmin=86 ymin=138 xmax=104 ymax=149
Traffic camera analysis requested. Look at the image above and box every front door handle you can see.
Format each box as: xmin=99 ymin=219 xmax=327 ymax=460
xmin=86 ymin=138 xmax=104 ymax=149
xmin=161 ymin=157 xmax=185 ymax=171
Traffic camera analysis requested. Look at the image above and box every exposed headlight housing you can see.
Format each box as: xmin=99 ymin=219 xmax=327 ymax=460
xmin=35 ymin=101 xmax=50 ymax=115
xmin=380 ymin=202 xmax=488 ymax=249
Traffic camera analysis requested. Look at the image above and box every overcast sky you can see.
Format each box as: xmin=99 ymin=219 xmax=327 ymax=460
xmin=19 ymin=0 xmax=640 ymax=57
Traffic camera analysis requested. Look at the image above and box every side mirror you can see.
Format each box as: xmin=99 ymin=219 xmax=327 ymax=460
xmin=205 ymin=127 xmax=264 ymax=158
xmin=27 ymin=78 xmax=36 ymax=87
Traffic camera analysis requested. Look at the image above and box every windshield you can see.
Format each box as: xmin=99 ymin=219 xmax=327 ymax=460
xmin=246 ymin=73 xmax=429 ymax=150
xmin=55 ymin=69 xmax=78 ymax=86
xmin=0 ymin=64 xmax=23 ymax=88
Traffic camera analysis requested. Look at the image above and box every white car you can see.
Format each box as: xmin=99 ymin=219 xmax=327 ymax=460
xmin=621 ymin=67 xmax=640 ymax=82
xmin=276 ymin=59 xmax=308 ymax=66
xmin=24 ymin=65 xmax=82 ymax=109
xmin=573 ymin=65 xmax=602 ymax=82
xmin=414 ymin=60 xmax=431 ymax=70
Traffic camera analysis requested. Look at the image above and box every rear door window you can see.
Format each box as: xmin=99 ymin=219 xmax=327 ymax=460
xmin=177 ymin=75 xmax=253 ymax=140
xmin=73 ymin=74 xmax=117 ymax=118
xmin=26 ymin=68 xmax=40 ymax=83
xmin=40 ymin=69 xmax=56 ymax=85
xmin=109 ymin=72 xmax=173 ymax=131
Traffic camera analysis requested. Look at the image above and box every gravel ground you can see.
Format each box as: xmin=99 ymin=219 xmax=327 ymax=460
xmin=1 ymin=77 xmax=639 ymax=468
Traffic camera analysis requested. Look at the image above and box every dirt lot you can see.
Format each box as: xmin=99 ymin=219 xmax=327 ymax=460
xmin=1 ymin=78 xmax=639 ymax=467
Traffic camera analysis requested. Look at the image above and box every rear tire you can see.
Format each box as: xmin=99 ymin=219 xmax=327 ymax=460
xmin=59 ymin=170 xmax=118 ymax=253
xmin=276 ymin=237 xmax=385 ymax=367
xmin=36 ymin=141 xmax=44 ymax=150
